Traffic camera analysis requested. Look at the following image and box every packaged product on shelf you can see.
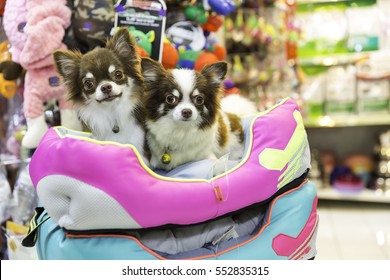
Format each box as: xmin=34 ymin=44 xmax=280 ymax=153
xmin=325 ymin=65 xmax=356 ymax=115
xmin=356 ymin=78 xmax=389 ymax=114
xmin=378 ymin=0 xmax=390 ymax=49
xmin=320 ymin=150 xmax=337 ymax=187
xmin=113 ymin=0 xmax=167 ymax=62
xmin=356 ymin=53 xmax=390 ymax=114
xmin=344 ymin=154 xmax=374 ymax=189
xmin=346 ymin=1 xmax=379 ymax=52
xmin=330 ymin=166 xmax=365 ymax=193
xmin=296 ymin=2 xmax=348 ymax=58
xmin=376 ymin=129 xmax=390 ymax=192
xmin=301 ymin=74 xmax=325 ymax=119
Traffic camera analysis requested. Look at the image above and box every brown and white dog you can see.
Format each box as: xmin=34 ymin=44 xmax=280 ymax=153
xmin=141 ymin=57 xmax=245 ymax=171
xmin=53 ymin=28 xmax=147 ymax=157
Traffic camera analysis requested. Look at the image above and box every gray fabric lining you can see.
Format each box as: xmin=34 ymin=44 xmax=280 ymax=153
xmin=124 ymin=204 xmax=267 ymax=258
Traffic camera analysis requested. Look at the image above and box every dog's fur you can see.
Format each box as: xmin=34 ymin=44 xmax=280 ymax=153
xmin=141 ymin=58 xmax=244 ymax=171
xmin=53 ymin=28 xmax=147 ymax=155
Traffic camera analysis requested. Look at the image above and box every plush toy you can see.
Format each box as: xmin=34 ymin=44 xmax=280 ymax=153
xmin=161 ymin=39 xmax=179 ymax=69
xmin=0 ymin=73 xmax=18 ymax=99
xmin=128 ymin=27 xmax=155 ymax=57
xmin=0 ymin=41 xmax=23 ymax=80
xmin=2 ymin=0 xmax=27 ymax=65
xmin=19 ymin=0 xmax=70 ymax=69
xmin=201 ymin=15 xmax=223 ymax=32
xmin=0 ymin=75 xmax=17 ymax=99
xmin=223 ymin=79 xmax=241 ymax=95
xmin=135 ymin=45 xmax=150 ymax=58
xmin=3 ymin=0 xmax=82 ymax=149
xmin=65 ymin=0 xmax=115 ymax=53
xmin=209 ymin=44 xmax=227 ymax=60
xmin=203 ymin=0 xmax=236 ymax=15
xmin=22 ymin=66 xmax=81 ymax=149
xmin=193 ymin=42 xmax=227 ymax=72
xmin=230 ymin=54 xmax=246 ymax=84
xmin=0 ymin=60 xmax=23 ymax=81
xmin=177 ymin=48 xmax=202 ymax=69
xmin=193 ymin=51 xmax=219 ymax=72
xmin=0 ymin=41 xmax=23 ymax=99
xmin=166 ymin=21 xmax=206 ymax=51
xmin=165 ymin=30 xmax=227 ymax=70
xmin=184 ymin=5 xmax=208 ymax=24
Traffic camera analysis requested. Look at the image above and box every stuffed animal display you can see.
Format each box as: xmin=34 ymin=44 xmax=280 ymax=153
xmin=64 ymin=0 xmax=115 ymax=53
xmin=2 ymin=0 xmax=235 ymax=148
xmin=3 ymin=0 xmax=82 ymax=149
xmin=162 ymin=1 xmax=232 ymax=70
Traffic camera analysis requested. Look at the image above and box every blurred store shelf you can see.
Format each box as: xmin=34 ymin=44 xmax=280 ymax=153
xmin=297 ymin=0 xmax=376 ymax=7
xmin=317 ymin=187 xmax=390 ymax=204
xmin=299 ymin=52 xmax=371 ymax=67
xmin=304 ymin=114 xmax=390 ymax=128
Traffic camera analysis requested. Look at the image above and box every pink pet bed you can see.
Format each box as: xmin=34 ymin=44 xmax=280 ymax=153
xmin=25 ymin=98 xmax=318 ymax=259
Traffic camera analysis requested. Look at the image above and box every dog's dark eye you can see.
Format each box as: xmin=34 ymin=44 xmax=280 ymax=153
xmin=165 ymin=95 xmax=177 ymax=105
xmin=114 ymin=70 xmax=123 ymax=80
xmin=194 ymin=96 xmax=204 ymax=106
xmin=83 ymin=80 xmax=94 ymax=90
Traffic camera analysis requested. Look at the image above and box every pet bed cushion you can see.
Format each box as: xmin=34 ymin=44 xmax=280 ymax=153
xmin=34 ymin=180 xmax=318 ymax=260
xmin=29 ymin=98 xmax=311 ymax=231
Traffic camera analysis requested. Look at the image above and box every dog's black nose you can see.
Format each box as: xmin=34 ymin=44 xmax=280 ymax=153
xmin=101 ymin=83 xmax=112 ymax=94
xmin=181 ymin=109 xmax=193 ymax=119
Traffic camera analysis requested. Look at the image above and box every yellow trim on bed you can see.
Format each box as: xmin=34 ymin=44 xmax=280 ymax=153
xmin=52 ymin=97 xmax=292 ymax=183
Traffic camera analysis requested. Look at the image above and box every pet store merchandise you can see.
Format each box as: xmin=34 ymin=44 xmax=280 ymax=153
xmin=297 ymin=0 xmax=390 ymax=203
xmin=0 ymin=0 xmax=389 ymax=272
xmin=295 ymin=0 xmax=390 ymax=261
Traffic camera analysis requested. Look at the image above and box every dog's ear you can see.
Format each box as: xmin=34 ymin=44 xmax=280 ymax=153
xmin=106 ymin=28 xmax=139 ymax=65
xmin=53 ymin=50 xmax=82 ymax=78
xmin=141 ymin=57 xmax=166 ymax=82
xmin=201 ymin=61 xmax=227 ymax=84
xmin=53 ymin=50 xmax=83 ymax=103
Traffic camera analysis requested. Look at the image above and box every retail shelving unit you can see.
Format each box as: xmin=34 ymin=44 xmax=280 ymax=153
xmin=296 ymin=0 xmax=390 ymax=204
xmin=304 ymin=115 xmax=390 ymax=128
xmin=306 ymin=122 xmax=390 ymax=204
xmin=305 ymin=118 xmax=390 ymax=204
xmin=316 ymin=187 xmax=390 ymax=203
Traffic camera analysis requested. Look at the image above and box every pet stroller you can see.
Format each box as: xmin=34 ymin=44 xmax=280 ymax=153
xmin=23 ymin=98 xmax=318 ymax=260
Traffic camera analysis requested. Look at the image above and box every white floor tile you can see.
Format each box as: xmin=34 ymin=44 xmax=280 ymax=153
xmin=315 ymin=237 xmax=341 ymax=259
xmin=316 ymin=203 xmax=390 ymax=260
xmin=339 ymin=244 xmax=387 ymax=260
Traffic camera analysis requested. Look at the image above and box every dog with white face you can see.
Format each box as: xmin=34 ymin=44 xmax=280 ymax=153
xmin=53 ymin=28 xmax=147 ymax=156
xmin=141 ymin=58 xmax=245 ymax=171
